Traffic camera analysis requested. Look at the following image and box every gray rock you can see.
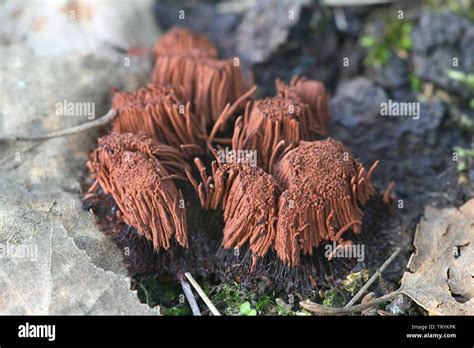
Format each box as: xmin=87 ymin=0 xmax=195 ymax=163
xmin=412 ymin=11 xmax=474 ymax=99
xmin=154 ymin=2 xmax=243 ymax=58
xmin=0 ymin=179 xmax=157 ymax=314
xmin=329 ymin=77 xmax=388 ymax=129
xmin=368 ymin=54 xmax=413 ymax=101
xmin=236 ymin=0 xmax=310 ymax=65
xmin=382 ymin=98 xmax=445 ymax=147
xmin=0 ymin=0 xmax=160 ymax=314
xmin=408 ymin=99 xmax=445 ymax=135
xmin=0 ymin=0 xmax=158 ymax=56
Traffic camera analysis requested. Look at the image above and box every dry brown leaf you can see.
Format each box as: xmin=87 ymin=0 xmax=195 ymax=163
xmin=400 ymin=199 xmax=474 ymax=315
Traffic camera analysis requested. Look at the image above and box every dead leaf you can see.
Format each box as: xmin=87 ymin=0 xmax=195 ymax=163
xmin=400 ymin=199 xmax=474 ymax=315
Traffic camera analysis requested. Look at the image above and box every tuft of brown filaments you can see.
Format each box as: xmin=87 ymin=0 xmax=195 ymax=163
xmin=276 ymin=76 xmax=329 ymax=136
xmin=87 ymin=132 xmax=189 ymax=251
xmin=151 ymin=52 xmax=251 ymax=132
xmin=273 ymin=138 xmax=379 ymax=267
xmin=111 ymin=85 xmax=206 ymax=157
xmin=228 ymin=77 xmax=329 ymax=171
xmin=186 ymin=159 xmax=280 ymax=270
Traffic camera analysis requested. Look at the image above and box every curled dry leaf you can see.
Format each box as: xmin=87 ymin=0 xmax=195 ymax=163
xmin=400 ymin=199 xmax=474 ymax=315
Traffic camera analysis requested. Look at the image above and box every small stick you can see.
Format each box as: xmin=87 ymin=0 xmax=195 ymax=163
xmin=137 ymin=282 xmax=151 ymax=307
xmin=179 ymin=276 xmax=201 ymax=316
xmin=345 ymin=247 xmax=401 ymax=308
xmin=300 ymin=291 xmax=401 ymax=316
xmin=0 ymin=109 xmax=117 ymax=142
xmin=185 ymin=272 xmax=221 ymax=316
xmin=300 ymin=247 xmax=403 ymax=315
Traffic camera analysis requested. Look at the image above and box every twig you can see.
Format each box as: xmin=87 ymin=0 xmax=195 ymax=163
xmin=0 ymin=109 xmax=117 ymax=142
xmin=333 ymin=7 xmax=348 ymax=32
xmin=179 ymin=276 xmax=201 ymax=316
xmin=138 ymin=282 xmax=151 ymax=307
xmin=300 ymin=291 xmax=401 ymax=315
xmin=299 ymin=247 xmax=402 ymax=315
xmin=0 ymin=142 xmax=41 ymax=166
xmin=185 ymin=272 xmax=221 ymax=316
xmin=345 ymin=247 xmax=401 ymax=308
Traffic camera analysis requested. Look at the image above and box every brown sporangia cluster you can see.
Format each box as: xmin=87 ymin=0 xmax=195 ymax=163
xmin=151 ymin=53 xmax=250 ymax=131
xmin=273 ymin=139 xmax=379 ymax=266
xmin=276 ymin=76 xmax=329 ymax=136
xmin=188 ymin=138 xmax=379 ymax=269
xmin=151 ymin=27 xmax=253 ymax=132
xmin=185 ymin=159 xmax=280 ymax=271
xmin=221 ymin=77 xmax=330 ymax=171
xmin=111 ymin=85 xmax=205 ymax=157
xmin=87 ymin=27 xmax=254 ymax=261
xmin=87 ymin=132 xmax=189 ymax=251
xmin=86 ymin=27 xmax=382 ymax=281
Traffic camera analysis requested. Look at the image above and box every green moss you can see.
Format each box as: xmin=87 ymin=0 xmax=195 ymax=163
xmin=453 ymin=146 xmax=474 ymax=184
xmin=425 ymin=0 xmax=474 ymax=20
xmin=457 ymin=114 xmax=474 ymax=134
xmin=409 ymin=73 xmax=422 ymax=93
xmin=274 ymin=298 xmax=295 ymax=316
xmin=255 ymin=294 xmax=273 ymax=313
xmin=212 ymin=282 xmax=249 ymax=315
xmin=322 ymin=288 xmax=346 ymax=308
xmin=446 ymin=70 xmax=474 ymax=91
xmin=343 ymin=270 xmax=369 ymax=296
xmin=163 ymin=304 xmax=192 ymax=316
xmin=136 ymin=275 xmax=192 ymax=315
xmin=212 ymin=283 xmax=306 ymax=315
xmin=360 ymin=17 xmax=414 ymax=67
xmin=239 ymin=302 xmax=257 ymax=316
xmin=321 ymin=270 xmax=369 ymax=308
